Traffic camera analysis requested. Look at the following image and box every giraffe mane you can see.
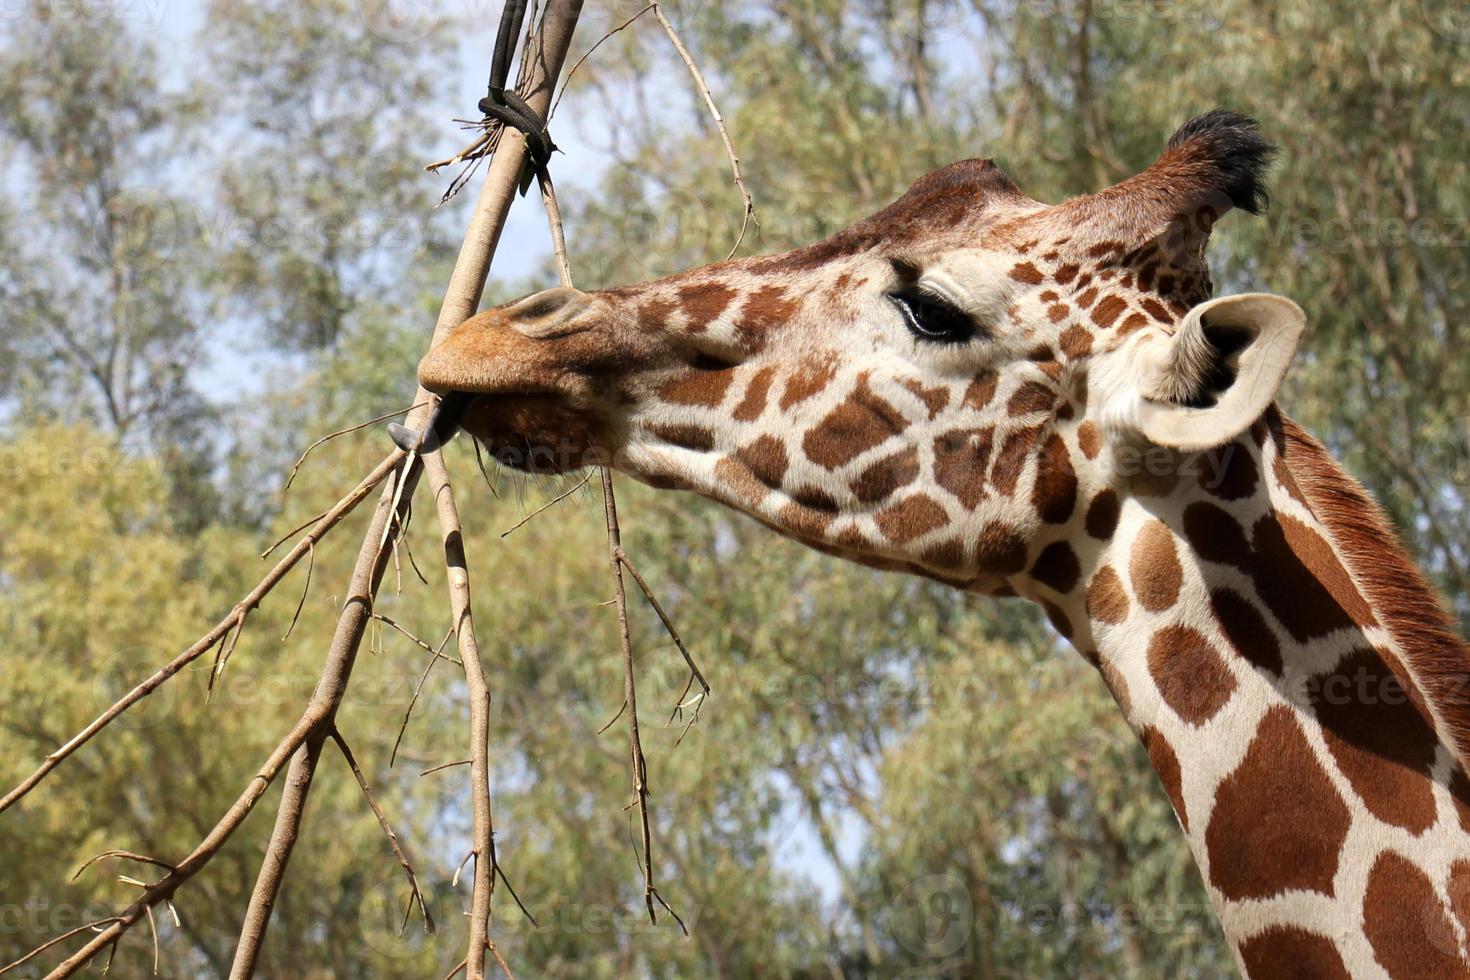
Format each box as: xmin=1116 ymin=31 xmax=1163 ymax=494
xmin=1275 ymin=410 xmax=1470 ymax=769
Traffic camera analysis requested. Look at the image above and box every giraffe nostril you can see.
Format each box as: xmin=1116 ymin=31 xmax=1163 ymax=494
xmin=504 ymin=286 xmax=591 ymax=338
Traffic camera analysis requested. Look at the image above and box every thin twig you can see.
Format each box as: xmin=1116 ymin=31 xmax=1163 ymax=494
xmin=487 ymin=942 xmax=516 ymax=980
xmin=550 ymin=4 xmax=656 ymax=120
xmin=281 ymin=543 xmax=314 ymax=642
xmin=71 ymin=851 xmax=177 ymax=883
xmin=500 ymin=470 xmax=593 ymax=537
xmin=390 ymin=628 xmax=457 ymax=767
xmin=615 ymin=548 xmax=710 ymax=729
xmin=370 ymin=614 xmax=462 ymax=667
xmin=0 ymin=450 xmax=405 ymax=817
xmin=422 ymin=759 xmax=473 ymax=777
xmin=0 ymin=918 xmax=122 ymax=976
xmin=283 ymin=402 xmax=428 ymax=493
xmin=330 ymin=728 xmax=435 ymax=935
xmin=651 ymin=3 xmax=756 ymax=258
xmin=600 ymin=470 xmax=659 ymax=925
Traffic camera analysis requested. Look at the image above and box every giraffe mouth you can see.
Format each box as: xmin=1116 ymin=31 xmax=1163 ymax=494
xmin=404 ymin=389 xmax=604 ymax=474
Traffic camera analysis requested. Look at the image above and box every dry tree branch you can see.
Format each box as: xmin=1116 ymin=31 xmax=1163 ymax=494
xmin=36 ymin=702 xmax=344 ymax=974
xmin=599 ymin=471 xmax=683 ymax=935
xmin=230 ymin=8 xmax=587 ymax=975
xmin=651 ymin=3 xmax=756 ymax=259
xmin=0 ymin=449 xmax=406 ymax=818
xmin=330 ymin=729 xmax=434 ymax=935
xmin=423 ymin=449 xmax=499 ymax=973
xmin=532 ymin=149 xmax=698 ymax=935
xmin=370 ymin=613 xmax=462 ymax=667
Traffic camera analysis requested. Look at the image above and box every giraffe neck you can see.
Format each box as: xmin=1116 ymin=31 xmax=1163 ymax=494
xmin=1049 ymin=408 xmax=1470 ymax=978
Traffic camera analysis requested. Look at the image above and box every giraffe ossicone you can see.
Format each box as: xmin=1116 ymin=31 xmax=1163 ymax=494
xmin=419 ymin=110 xmax=1470 ymax=978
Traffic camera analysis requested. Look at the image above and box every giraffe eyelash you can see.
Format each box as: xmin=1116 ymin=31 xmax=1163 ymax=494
xmin=889 ymin=283 xmax=984 ymax=345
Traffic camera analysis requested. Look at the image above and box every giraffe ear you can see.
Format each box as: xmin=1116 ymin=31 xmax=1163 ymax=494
xmin=1131 ymin=293 xmax=1306 ymax=450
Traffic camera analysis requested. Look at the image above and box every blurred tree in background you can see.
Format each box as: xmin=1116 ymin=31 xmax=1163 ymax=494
xmin=1 ymin=0 xmax=1466 ymax=976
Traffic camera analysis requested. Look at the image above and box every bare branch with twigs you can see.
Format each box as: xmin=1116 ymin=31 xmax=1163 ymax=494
xmin=330 ymin=728 xmax=435 ymax=935
xmin=0 ymin=449 xmax=405 ymax=818
xmin=651 ymin=3 xmax=757 ymax=259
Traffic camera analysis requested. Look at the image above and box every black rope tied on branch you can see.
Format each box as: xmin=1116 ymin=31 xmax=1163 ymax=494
xmin=388 ymin=0 xmax=554 ymax=456
xmin=480 ymin=0 xmax=557 ymax=196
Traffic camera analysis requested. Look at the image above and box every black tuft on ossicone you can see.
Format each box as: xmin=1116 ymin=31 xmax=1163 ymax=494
xmin=1166 ymin=110 xmax=1277 ymax=215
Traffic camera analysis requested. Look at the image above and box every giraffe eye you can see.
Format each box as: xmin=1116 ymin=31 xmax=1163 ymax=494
xmin=889 ymin=286 xmax=976 ymax=344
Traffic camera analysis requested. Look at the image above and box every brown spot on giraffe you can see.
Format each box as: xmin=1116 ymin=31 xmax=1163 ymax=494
xmin=1251 ymin=513 xmax=1377 ymax=642
xmin=736 ymin=285 xmax=801 ymax=352
xmin=851 ymin=447 xmax=921 ymax=503
xmin=1009 ymin=261 xmax=1044 ymax=284
xmin=714 ymin=456 xmax=769 ymax=504
xmin=1031 ymin=541 xmax=1081 ymax=593
xmin=1183 ymin=501 xmax=1252 ymax=569
xmin=734 ymin=436 xmax=789 ymax=490
xmin=1206 ymin=706 xmax=1351 ymax=901
xmin=1076 ymin=421 xmax=1102 ymax=460
xmin=1090 ymin=294 xmax=1128 ymax=329
xmin=874 ymin=494 xmax=949 ymax=544
xmin=988 ymin=425 xmax=1041 ymax=496
xmin=961 ymin=371 xmax=999 ymax=410
xmin=1129 ymin=520 xmax=1183 ymax=612
xmin=1141 ymin=727 xmax=1187 ymax=830
xmin=1007 ymin=380 xmax=1055 ymax=416
xmin=1238 ymin=927 xmax=1351 ymax=980
xmin=780 ymin=361 xmax=837 ymax=411
xmin=1363 ymin=850 xmax=1470 ymax=978
xmin=636 ymin=296 xmax=678 ymax=333
xmin=803 ymin=374 xmax=907 ymax=469
xmin=677 ymin=282 xmax=739 ymax=330
xmin=1310 ymin=647 xmax=1440 ymax=834
xmin=1059 ymin=324 xmax=1092 ymax=357
xmin=1147 ymin=625 xmax=1236 ymax=725
xmin=732 ymin=366 xmax=776 ymax=421
xmin=1042 ymin=599 xmax=1073 ymax=638
xmin=648 ymin=422 xmax=716 ymax=453
xmin=1032 ymin=433 xmax=1078 ymax=524
xmin=901 ymin=377 xmax=950 ymax=418
xmin=659 ymin=366 xmax=736 ymax=407
xmin=1086 ymin=566 xmax=1129 ymax=624
xmin=1202 ymin=442 xmax=1259 ymax=500
xmin=933 ymin=428 xmax=993 ymax=509
xmin=1141 ymin=297 xmax=1173 ymax=324
xmin=975 ymin=522 xmax=1028 ymax=575
xmin=1085 ymin=489 xmax=1120 ymax=539
xmin=1210 ymin=588 xmax=1284 ymax=676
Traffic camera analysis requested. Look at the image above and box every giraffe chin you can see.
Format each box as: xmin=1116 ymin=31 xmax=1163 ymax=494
xmin=455 ymin=393 xmax=606 ymax=474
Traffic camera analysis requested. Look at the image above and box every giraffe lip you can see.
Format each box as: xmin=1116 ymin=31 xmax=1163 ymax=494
xmin=452 ymin=392 xmax=604 ymax=474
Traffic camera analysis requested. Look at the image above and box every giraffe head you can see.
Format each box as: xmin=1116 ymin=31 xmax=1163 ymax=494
xmin=419 ymin=110 xmax=1305 ymax=596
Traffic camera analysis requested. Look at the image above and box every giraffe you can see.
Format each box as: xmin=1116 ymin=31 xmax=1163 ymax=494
xmin=415 ymin=110 xmax=1470 ymax=978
